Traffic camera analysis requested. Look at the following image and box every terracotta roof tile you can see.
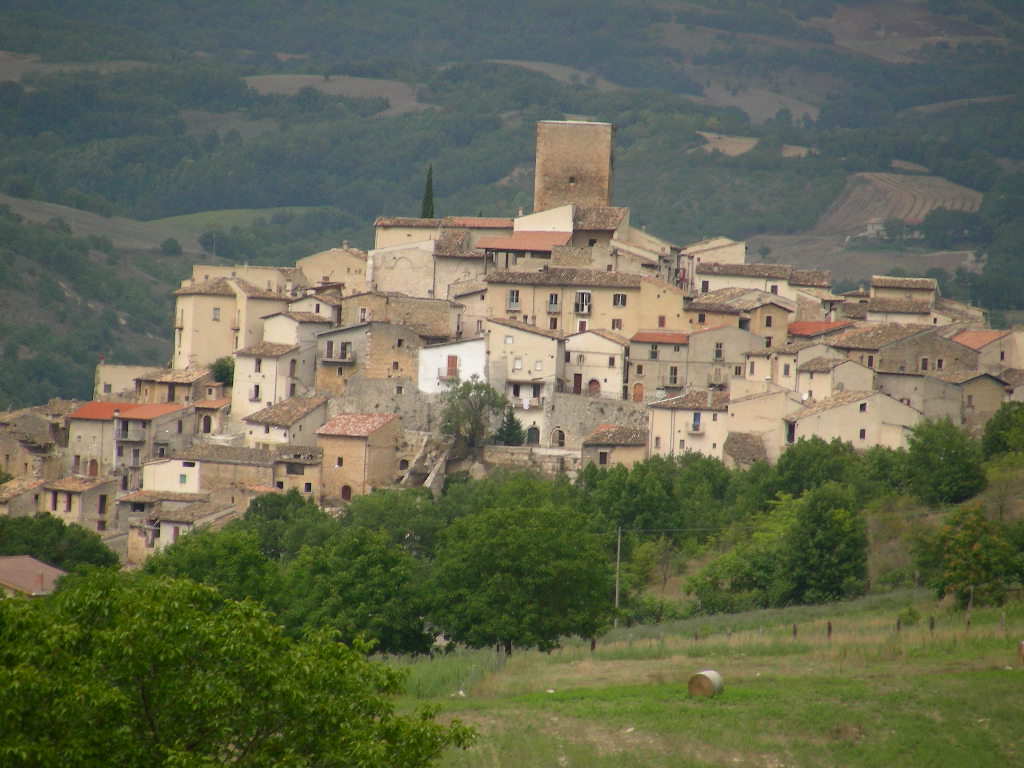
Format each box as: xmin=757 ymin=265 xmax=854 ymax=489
xmin=434 ymin=228 xmax=475 ymax=257
xmin=574 ymin=206 xmax=627 ymax=230
xmin=787 ymin=320 xmax=854 ymax=337
xmin=650 ymin=391 xmax=730 ymax=411
xmin=582 ymin=424 xmax=648 ymax=446
xmin=785 ymin=390 xmax=876 ymax=421
xmin=173 ymin=277 xmax=282 ymax=300
xmin=0 ymin=477 xmax=46 ymax=503
xmin=1000 ymin=368 xmax=1024 ymax=387
xmin=796 ymin=356 xmax=849 ymax=373
xmin=265 ymin=311 xmax=332 ymax=324
xmin=723 ymin=432 xmax=767 ymax=465
xmin=44 ymin=475 xmax=115 ymax=492
xmin=476 ymin=231 xmax=573 ymax=252
xmin=119 ymin=490 xmax=210 ymax=504
xmin=486 ymin=317 xmax=564 ymax=339
xmin=871 ymin=275 xmax=937 ymax=290
xmin=317 ymin=413 xmax=397 ymax=437
xmin=631 ymin=330 xmax=689 ymax=344
xmin=69 ymin=402 xmax=139 ymax=421
xmin=689 ymin=287 xmax=793 ymax=313
xmin=867 ymin=298 xmax=932 ymax=314
xmin=952 ymin=329 xmax=1011 ymax=350
xmin=374 ymin=216 xmax=443 ymax=227
xmin=789 ymin=269 xmax=832 ymax=288
xmin=119 ymin=403 xmax=185 ymax=421
xmin=484 ymin=267 xmax=642 ymax=288
xmin=137 ymin=368 xmax=211 ymax=384
xmin=245 ymin=396 xmax=328 ymax=427
xmin=234 ymin=341 xmax=299 ymax=357
xmin=695 ymin=262 xmax=792 ymax=279
xmin=827 ymin=323 xmax=931 ymax=350
xmin=0 ymin=555 xmax=66 ymax=595
xmin=441 ymin=216 xmax=513 ymax=229
xmin=173 ymin=444 xmax=321 ymax=466
xmin=194 ymin=397 xmax=231 ymax=409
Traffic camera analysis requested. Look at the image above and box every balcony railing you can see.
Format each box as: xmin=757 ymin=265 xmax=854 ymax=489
xmin=438 ymin=368 xmax=460 ymax=380
xmin=546 ymin=303 xmax=559 ymax=313
xmin=322 ymin=350 xmax=356 ymax=364
xmin=115 ymin=427 xmax=146 ymax=442
xmin=507 ymin=302 xmax=521 ymax=311
xmin=513 ymin=396 xmax=544 ymax=409
xmin=660 ymin=377 xmax=681 ymax=387
xmin=687 ymin=423 xmax=704 ymax=434
xmin=573 ymin=302 xmax=591 ymax=314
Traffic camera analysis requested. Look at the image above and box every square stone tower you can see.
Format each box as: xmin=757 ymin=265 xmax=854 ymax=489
xmin=533 ymin=120 xmax=614 ymax=213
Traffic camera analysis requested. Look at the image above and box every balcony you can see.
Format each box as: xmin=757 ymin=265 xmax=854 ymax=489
xmin=546 ymin=303 xmax=559 ymax=313
xmin=513 ymin=396 xmax=544 ymax=409
xmin=660 ymin=377 xmax=681 ymax=388
xmin=438 ymin=367 xmax=460 ymax=381
xmin=115 ymin=427 xmax=146 ymax=442
xmin=507 ymin=302 xmax=521 ymax=312
xmin=573 ymin=302 xmax=591 ymax=314
xmin=687 ymin=423 xmax=704 ymax=434
xmin=321 ymin=350 xmax=356 ymax=364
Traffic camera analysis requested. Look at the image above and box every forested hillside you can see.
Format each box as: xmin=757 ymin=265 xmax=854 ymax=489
xmin=1 ymin=0 xmax=1023 ymax=404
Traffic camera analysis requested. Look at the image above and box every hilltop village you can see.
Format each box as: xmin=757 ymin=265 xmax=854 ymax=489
xmin=0 ymin=120 xmax=1016 ymax=567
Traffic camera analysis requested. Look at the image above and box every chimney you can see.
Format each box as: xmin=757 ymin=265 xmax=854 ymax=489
xmin=37 ymin=570 xmax=44 ymax=592
xmin=343 ymin=240 xmax=349 ymax=248
xmin=706 ymin=387 xmax=713 ymax=408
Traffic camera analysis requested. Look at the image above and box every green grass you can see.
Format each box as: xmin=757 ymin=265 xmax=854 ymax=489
xmin=150 ymin=207 xmax=312 ymax=236
xmin=397 ymin=590 xmax=1024 ymax=768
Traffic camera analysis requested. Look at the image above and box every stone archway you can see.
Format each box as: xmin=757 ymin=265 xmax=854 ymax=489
xmin=588 ymin=379 xmax=601 ymax=396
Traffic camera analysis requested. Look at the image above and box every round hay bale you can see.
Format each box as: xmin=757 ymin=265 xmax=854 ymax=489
xmin=688 ymin=670 xmax=724 ymax=698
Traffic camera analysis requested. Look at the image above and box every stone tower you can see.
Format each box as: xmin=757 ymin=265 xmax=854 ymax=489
xmin=533 ymin=120 xmax=614 ymax=213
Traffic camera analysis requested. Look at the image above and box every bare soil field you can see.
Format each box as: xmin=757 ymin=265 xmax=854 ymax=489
xmin=805 ymin=0 xmax=1003 ymax=63
xmin=696 ymin=83 xmax=820 ymax=123
xmin=242 ymin=74 xmax=434 ymax=116
xmin=692 ymin=132 xmax=810 ymax=158
xmin=0 ymin=50 xmax=145 ymax=81
xmin=814 ymin=172 xmax=982 ymax=234
xmin=0 ymin=193 xmax=201 ymax=253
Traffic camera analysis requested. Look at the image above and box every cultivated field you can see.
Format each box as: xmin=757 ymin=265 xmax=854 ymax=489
xmin=402 ymin=590 xmax=1024 ymax=768
xmin=814 ymin=172 xmax=983 ymax=235
xmin=693 ymin=132 xmax=811 ymax=158
xmin=242 ymin=74 xmax=435 ymax=116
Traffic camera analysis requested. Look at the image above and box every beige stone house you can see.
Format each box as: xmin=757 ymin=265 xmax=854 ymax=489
xmin=581 ymin=424 xmax=648 ymax=468
xmin=0 ymin=402 xmax=71 ymax=480
xmin=648 ymin=390 xmax=730 ymax=460
xmin=146 ymin=445 xmax=323 ymax=498
xmin=876 ymin=370 xmax=1007 ymax=432
xmin=112 ymin=403 xmax=193 ymax=492
xmin=725 ymin=385 xmax=806 ymax=463
xmin=825 ymin=324 xmax=979 ymax=374
xmin=243 ymin=395 xmax=329 ymax=449
xmin=127 ymin=497 xmax=240 ymax=566
xmin=195 ymin=396 xmax=231 ymax=436
xmin=336 ymin=291 xmax=461 ymax=340
xmin=686 ymin=287 xmax=795 ymax=345
xmin=627 ymin=330 xmax=691 ymax=402
xmin=295 ymin=245 xmax=368 ymax=293
xmin=40 ymin=475 xmax=119 ymax=533
xmin=794 ymin=356 xmax=875 ymax=401
xmin=786 ymin=320 xmax=856 ymax=343
xmin=317 ymin=413 xmax=399 ymax=502
xmin=66 ymin=401 xmax=134 ymax=479
xmin=230 ymin=341 xmax=305 ymax=425
xmin=315 ymin=321 xmax=424 ymax=397
xmin=783 ymin=390 xmax=921 ymax=450
xmin=951 ymin=329 xmax=1019 ymax=373
xmin=0 ymin=477 xmax=47 ymax=518
xmin=134 ymin=368 xmax=214 ymax=406
xmin=484 ymin=318 xmax=564 ymax=444
xmin=564 ymin=329 xmax=629 ymax=399
xmin=94 ymin=363 xmax=154 ymax=401
xmin=172 ymin=277 xmax=289 ymax=369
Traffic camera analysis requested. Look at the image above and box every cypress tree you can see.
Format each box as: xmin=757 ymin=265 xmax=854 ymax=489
xmin=420 ymin=163 xmax=435 ymax=219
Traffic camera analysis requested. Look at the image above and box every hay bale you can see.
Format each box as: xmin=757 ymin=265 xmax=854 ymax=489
xmin=688 ymin=670 xmax=724 ymax=698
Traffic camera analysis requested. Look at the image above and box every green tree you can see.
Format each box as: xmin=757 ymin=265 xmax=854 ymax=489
xmin=493 ymin=404 xmax=525 ymax=445
xmin=0 ymin=571 xmax=472 ymax=767
xmin=440 ymin=375 xmax=506 ymax=451
xmin=278 ymin=528 xmax=433 ymax=654
xmin=420 ymin=162 xmax=435 ymax=219
xmin=343 ymin=487 xmax=446 ymax=558
xmin=0 ymin=514 xmax=118 ymax=570
xmin=429 ymin=503 xmax=613 ymax=654
xmin=777 ymin=482 xmax=868 ymax=605
xmin=906 ymin=418 xmax=987 ymax=505
xmin=981 ymin=401 xmax=1024 ymax=458
xmin=244 ymin=489 xmax=340 ymax=561
xmin=209 ymin=354 xmax=234 ymax=385
xmin=917 ymin=506 xmax=1020 ymax=607
xmin=774 ymin=436 xmax=855 ymax=497
xmin=158 ymin=236 xmax=182 ymax=256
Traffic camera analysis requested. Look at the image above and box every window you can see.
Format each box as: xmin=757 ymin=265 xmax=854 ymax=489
xmin=574 ymin=291 xmax=591 ymax=313
xmin=712 ymin=413 xmax=718 ymax=422
xmin=749 ymin=361 xmax=755 ymax=376
xmin=966 ymin=394 xmax=975 ymax=407
xmin=289 ymin=383 xmax=296 ymax=396
xmin=859 ymin=402 xmax=867 ymax=412
xmin=649 ymin=344 xmax=659 ymax=360
xmin=548 ymin=293 xmax=559 ymax=311
xmin=611 ymin=319 xmax=622 ymax=330
xmin=867 ymin=355 xmax=875 ymax=368
xmin=102 ymin=383 xmax=111 ymax=394
xmin=678 ymin=439 xmax=685 ymax=449
xmin=654 ymin=436 xmax=661 ymax=449
xmin=549 ymin=317 xmax=558 ymax=330
xmin=635 ymin=364 xmax=644 ymax=375
xmin=336 ymin=457 xmax=344 ymax=467
xmin=734 ymin=365 xmax=742 ymax=376
xmin=513 ymin=358 xmax=523 ymax=370
xmin=658 ymin=316 xmax=666 ymax=328
xmin=937 ymin=358 xmax=944 ymax=370
xmin=920 ymin=357 xmax=929 ymax=371
xmin=698 ymin=313 xmax=706 ymax=324
xmin=714 ymin=342 xmax=723 ymax=360
xmin=392 ymin=361 xmax=399 ymax=370
xmin=613 ymin=293 xmax=627 ymax=307
xmin=765 ymin=315 xmax=773 ymax=328
xmin=765 ymin=337 xmax=773 ymax=348
xmin=568 ymin=175 xmax=576 ymax=184
xmin=212 ymin=307 xmax=220 ymax=321
xmin=598 ymin=451 xmax=609 ymax=466
xmin=397 ymin=338 xmax=404 ymax=348
xmin=251 ymin=384 xmax=261 ymax=400
xmin=179 ymin=474 xmax=187 ymax=484
xmin=476 ymin=319 xmax=483 ymax=333
xmin=264 ymin=425 xmax=271 ymax=434
xmin=507 ymin=289 xmax=520 ymax=310
xmin=304 ymin=483 xmax=312 ymax=493
xmin=254 ymin=358 xmax=262 ymax=373
xmin=588 ymin=238 xmax=597 ymax=247
xmin=608 ymin=356 xmax=616 ymax=367
xmin=770 ymin=285 xmax=779 ymax=295
xmin=668 ymin=365 xmax=679 ymax=385
xmin=395 ymin=385 xmax=404 ymax=395
xmin=783 ymin=363 xmax=791 ymax=376
xmin=505 ymin=335 xmax=514 ymax=345
xmin=359 ymin=307 xmax=368 ymax=322
xmin=859 ymin=429 xmax=866 ymax=439
xmin=701 ymin=280 xmax=709 ymax=293
xmin=535 ymin=361 xmax=543 ymax=371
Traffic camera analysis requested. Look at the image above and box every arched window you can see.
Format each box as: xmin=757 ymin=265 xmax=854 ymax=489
xmin=341 ymin=485 xmax=352 ymax=501
xmin=201 ymin=414 xmax=212 ymax=434
xmin=552 ymin=429 xmax=565 ymax=448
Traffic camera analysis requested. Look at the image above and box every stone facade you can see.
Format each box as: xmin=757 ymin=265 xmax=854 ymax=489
xmin=534 ymin=121 xmax=614 ymax=212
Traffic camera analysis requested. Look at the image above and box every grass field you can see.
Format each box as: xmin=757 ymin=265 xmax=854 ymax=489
xmin=399 ymin=589 xmax=1024 ymax=768
xmin=151 ymin=207 xmax=312 ymax=238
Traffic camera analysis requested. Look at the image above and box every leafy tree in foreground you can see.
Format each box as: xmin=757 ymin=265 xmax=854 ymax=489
xmin=440 ymin=375 xmax=506 ymax=451
xmin=0 ymin=513 xmax=118 ymax=571
xmin=906 ymin=418 xmax=987 ymax=505
xmin=0 ymin=571 xmax=472 ymax=768
xmin=209 ymin=354 xmax=234 ymax=385
xmin=429 ymin=503 xmax=613 ymax=654
xmin=777 ymin=482 xmax=868 ymax=605
xmin=981 ymin=401 xmax=1024 ymax=458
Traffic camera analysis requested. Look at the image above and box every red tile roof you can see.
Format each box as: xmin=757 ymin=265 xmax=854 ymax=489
xmin=119 ymin=403 xmax=185 ymax=421
xmin=631 ymin=330 xmax=689 ymax=344
xmin=787 ymin=320 xmax=855 ymax=337
xmin=194 ymin=397 xmax=232 ymax=409
xmin=476 ymin=231 xmax=573 ymax=252
xmin=69 ymin=402 xmax=139 ymax=420
xmin=0 ymin=555 xmax=66 ymax=596
xmin=952 ymin=329 xmax=1011 ymax=350
xmin=317 ymin=413 xmax=397 ymax=438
